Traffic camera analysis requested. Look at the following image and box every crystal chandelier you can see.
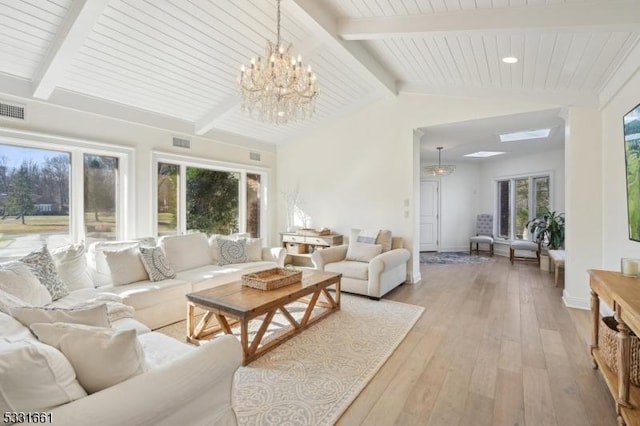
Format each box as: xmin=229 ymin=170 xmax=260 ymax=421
xmin=238 ymin=0 xmax=319 ymax=125
xmin=424 ymin=147 xmax=456 ymax=176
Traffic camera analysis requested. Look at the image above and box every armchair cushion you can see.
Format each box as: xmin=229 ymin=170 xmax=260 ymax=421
xmin=470 ymin=235 xmax=494 ymax=244
xmin=510 ymin=240 xmax=538 ymax=251
xmin=346 ymin=243 xmax=382 ymax=262
xmin=349 ymin=229 xmax=393 ymax=252
xmin=325 ymin=261 xmax=369 ymax=280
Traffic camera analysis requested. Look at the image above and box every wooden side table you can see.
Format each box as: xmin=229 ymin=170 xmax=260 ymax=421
xmin=548 ymin=250 xmax=565 ymax=286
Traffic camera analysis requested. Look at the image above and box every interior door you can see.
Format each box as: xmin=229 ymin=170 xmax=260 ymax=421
xmin=420 ymin=180 xmax=439 ymax=251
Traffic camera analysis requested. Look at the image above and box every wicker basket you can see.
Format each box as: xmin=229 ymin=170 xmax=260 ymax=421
xmin=241 ymin=267 xmax=302 ymax=291
xmin=599 ymin=316 xmax=640 ymax=386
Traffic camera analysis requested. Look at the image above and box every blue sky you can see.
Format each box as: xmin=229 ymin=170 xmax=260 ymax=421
xmin=0 ymin=144 xmax=69 ymax=168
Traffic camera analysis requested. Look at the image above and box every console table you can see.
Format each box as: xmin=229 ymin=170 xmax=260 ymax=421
xmin=281 ymin=232 xmax=343 ymax=267
xmin=590 ymin=269 xmax=640 ymax=426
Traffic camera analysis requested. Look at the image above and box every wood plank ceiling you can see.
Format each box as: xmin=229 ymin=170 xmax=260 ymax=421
xmin=0 ymin=0 xmax=638 ymax=145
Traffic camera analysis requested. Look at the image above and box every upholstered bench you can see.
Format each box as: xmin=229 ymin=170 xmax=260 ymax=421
xmin=548 ymin=249 xmax=565 ymax=286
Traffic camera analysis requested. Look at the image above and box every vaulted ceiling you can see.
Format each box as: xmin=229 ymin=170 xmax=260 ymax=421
xmin=0 ymin=0 xmax=639 ymax=146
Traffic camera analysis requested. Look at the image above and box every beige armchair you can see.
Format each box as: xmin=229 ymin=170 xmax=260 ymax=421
xmin=311 ymin=229 xmax=410 ymax=300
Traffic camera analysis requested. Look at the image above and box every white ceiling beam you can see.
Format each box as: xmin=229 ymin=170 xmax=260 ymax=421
xmin=286 ymin=0 xmax=397 ymax=96
xmin=32 ymin=0 xmax=109 ymax=100
xmin=193 ymin=37 xmax=324 ymax=136
xmin=339 ymin=1 xmax=640 ymax=40
xmin=399 ymin=83 xmax=600 ymax=109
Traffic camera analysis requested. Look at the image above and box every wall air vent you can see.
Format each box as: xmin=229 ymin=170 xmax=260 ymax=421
xmin=172 ymin=137 xmax=190 ymax=149
xmin=0 ymin=101 xmax=25 ymax=120
xmin=250 ymin=152 xmax=261 ymax=161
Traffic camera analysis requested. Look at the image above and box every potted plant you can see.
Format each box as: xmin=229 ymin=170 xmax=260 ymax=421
xmin=527 ymin=210 xmax=565 ymax=271
xmin=527 ymin=210 xmax=565 ymax=249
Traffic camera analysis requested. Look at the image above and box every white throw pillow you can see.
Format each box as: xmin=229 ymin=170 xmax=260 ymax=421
xmin=51 ymin=242 xmax=94 ymax=291
xmin=0 ymin=261 xmax=52 ymax=307
xmin=87 ymin=241 xmax=140 ymax=287
xmin=30 ymin=323 xmax=147 ymax=394
xmin=346 ymin=242 xmax=383 ymax=262
xmin=10 ymin=304 xmax=110 ymax=328
xmin=103 ymin=246 xmax=149 ymax=286
xmin=246 ymin=238 xmax=263 ymax=262
xmin=0 ymin=338 xmax=87 ymax=411
xmin=159 ymin=233 xmax=211 ymax=272
xmin=0 ymin=288 xmax=30 ymax=315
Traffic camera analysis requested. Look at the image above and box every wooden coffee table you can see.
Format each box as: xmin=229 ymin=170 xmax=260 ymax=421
xmin=185 ymin=270 xmax=341 ymax=365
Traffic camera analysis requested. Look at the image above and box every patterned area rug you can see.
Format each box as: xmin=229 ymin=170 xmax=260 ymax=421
xmin=156 ymin=294 xmax=423 ymax=425
xmin=420 ymin=251 xmax=494 ymax=264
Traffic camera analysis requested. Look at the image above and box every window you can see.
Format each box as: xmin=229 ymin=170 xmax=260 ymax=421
xmin=154 ymin=154 xmax=267 ymax=238
xmin=496 ymin=174 xmax=551 ymax=240
xmin=0 ymin=135 xmax=131 ymax=259
xmin=84 ymin=154 xmax=119 ymax=242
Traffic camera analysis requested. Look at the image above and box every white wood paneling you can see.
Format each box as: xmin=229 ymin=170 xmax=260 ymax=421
xmin=0 ymin=0 xmax=71 ymax=79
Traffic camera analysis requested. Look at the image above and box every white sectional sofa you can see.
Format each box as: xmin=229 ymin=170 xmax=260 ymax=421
xmin=84 ymin=232 xmax=286 ymax=329
xmin=0 ymin=232 xmax=286 ymax=425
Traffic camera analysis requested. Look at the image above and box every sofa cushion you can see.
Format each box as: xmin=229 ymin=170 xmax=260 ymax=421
xmin=217 ymin=238 xmax=249 ymax=265
xmin=21 ymin=246 xmax=69 ymax=301
xmin=0 ymin=312 xmax=33 ymax=343
xmin=30 ymin=323 xmax=147 ymax=394
xmin=106 ymin=279 xmax=191 ymax=311
xmin=346 ymin=243 xmax=382 ymax=262
xmin=46 ymin=288 xmax=121 ymax=309
xmin=325 ymin=260 xmax=369 ymax=281
xmin=104 ymin=246 xmax=149 ymax=286
xmin=88 ymin=241 xmax=140 ymax=287
xmin=10 ymin=304 xmax=110 ymax=328
xmin=0 ymin=337 xmax=87 ymax=411
xmin=139 ymin=246 xmax=176 ymax=282
xmin=246 ymin=238 xmax=263 ymax=262
xmin=51 ymin=243 xmax=94 ymax=292
xmin=138 ymin=332 xmax=194 ymax=369
xmin=159 ymin=233 xmax=211 ymax=272
xmin=0 ymin=288 xmax=30 ymax=315
xmin=0 ymin=261 xmax=52 ymax=307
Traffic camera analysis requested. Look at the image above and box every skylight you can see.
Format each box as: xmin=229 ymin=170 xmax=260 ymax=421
xmin=500 ymin=128 xmax=551 ymax=142
xmin=464 ymin=151 xmax=506 ymax=158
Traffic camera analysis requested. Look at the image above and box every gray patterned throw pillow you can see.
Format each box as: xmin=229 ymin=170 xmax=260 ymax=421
xmin=138 ymin=246 xmax=176 ymax=282
xmin=217 ymin=238 xmax=248 ymax=266
xmin=21 ymin=246 xmax=69 ymax=301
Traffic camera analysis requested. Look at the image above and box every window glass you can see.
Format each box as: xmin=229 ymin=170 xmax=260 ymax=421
xmin=0 ymin=144 xmax=70 ymax=257
xmin=497 ymin=180 xmax=510 ymax=239
xmin=514 ymin=178 xmax=529 ymax=239
xmin=496 ymin=175 xmax=551 ymax=240
xmin=84 ymin=154 xmax=118 ymax=242
xmin=247 ymin=173 xmax=261 ymax=238
xmin=186 ymin=167 xmax=239 ymax=234
xmin=157 ymin=162 xmax=179 ymax=236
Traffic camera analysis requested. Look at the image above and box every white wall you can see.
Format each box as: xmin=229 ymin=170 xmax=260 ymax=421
xmin=602 ymin=69 xmax=640 ymax=269
xmin=277 ymin=93 xmax=557 ymax=282
xmin=0 ymin=97 xmax=279 ymax=245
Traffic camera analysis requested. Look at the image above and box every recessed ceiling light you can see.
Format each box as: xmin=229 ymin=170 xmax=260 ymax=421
xmin=464 ymin=151 xmax=506 ymax=158
xmin=499 ymin=128 xmax=551 ymax=142
xmin=502 ymin=56 xmax=518 ymax=64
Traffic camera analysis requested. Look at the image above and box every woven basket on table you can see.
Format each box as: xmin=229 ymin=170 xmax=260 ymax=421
xmin=241 ymin=267 xmax=302 ymax=291
xmin=599 ymin=316 xmax=640 ymax=386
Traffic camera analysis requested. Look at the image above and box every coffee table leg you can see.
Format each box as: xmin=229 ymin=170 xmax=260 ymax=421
xmin=240 ymin=319 xmax=249 ymax=364
xmin=187 ymin=302 xmax=195 ymax=341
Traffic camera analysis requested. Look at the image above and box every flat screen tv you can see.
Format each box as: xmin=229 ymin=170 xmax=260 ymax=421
xmin=625 ymin=103 xmax=640 ymax=241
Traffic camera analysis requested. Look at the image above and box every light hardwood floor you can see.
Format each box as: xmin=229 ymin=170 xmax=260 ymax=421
xmin=337 ymin=256 xmax=617 ymax=426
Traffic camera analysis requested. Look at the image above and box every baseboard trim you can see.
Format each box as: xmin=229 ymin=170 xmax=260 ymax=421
xmin=562 ymin=291 xmax=590 ymax=310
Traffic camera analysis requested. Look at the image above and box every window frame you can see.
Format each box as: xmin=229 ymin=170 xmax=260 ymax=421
xmin=151 ymin=151 xmax=269 ymax=238
xmin=494 ymin=171 xmax=554 ymax=241
xmin=0 ymin=128 xmax=135 ymax=245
